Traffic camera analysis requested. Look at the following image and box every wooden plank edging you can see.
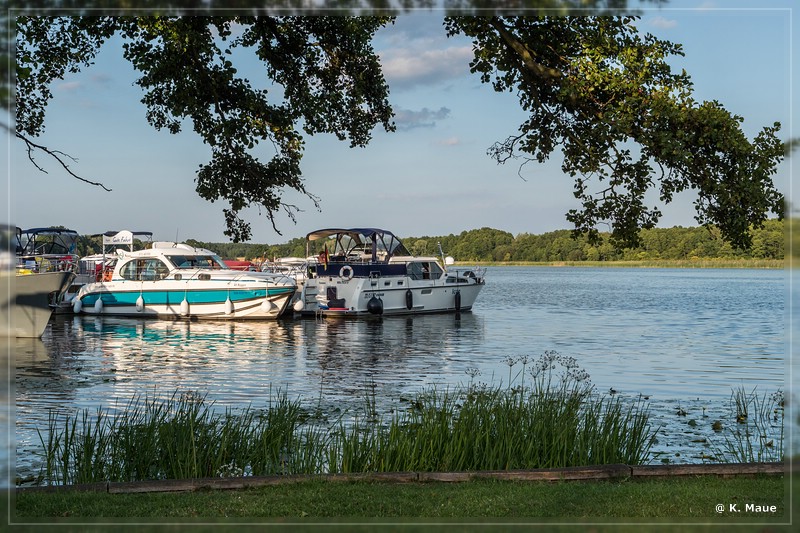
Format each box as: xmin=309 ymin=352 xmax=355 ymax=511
xmin=16 ymin=462 xmax=788 ymax=494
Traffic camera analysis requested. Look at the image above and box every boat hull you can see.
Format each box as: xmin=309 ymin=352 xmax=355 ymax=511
xmin=2 ymin=271 xmax=74 ymax=337
xmin=298 ymin=276 xmax=484 ymax=317
xmin=74 ymin=282 xmax=295 ymax=319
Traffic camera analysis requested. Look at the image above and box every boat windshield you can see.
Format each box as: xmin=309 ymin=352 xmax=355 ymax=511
xmin=164 ymin=254 xmax=228 ymax=269
xmin=18 ymin=228 xmax=79 ymax=257
xmin=309 ymin=228 xmax=410 ymax=262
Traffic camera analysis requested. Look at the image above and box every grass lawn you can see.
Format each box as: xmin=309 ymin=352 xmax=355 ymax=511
xmin=5 ymin=473 xmax=793 ymax=532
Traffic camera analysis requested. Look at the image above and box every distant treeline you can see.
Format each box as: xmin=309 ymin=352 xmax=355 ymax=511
xmin=182 ymin=219 xmax=785 ymax=263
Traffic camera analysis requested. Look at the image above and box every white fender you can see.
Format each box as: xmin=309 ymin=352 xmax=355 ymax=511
xmin=135 ymin=295 xmax=144 ymax=312
xmin=224 ymin=297 xmax=234 ymax=315
xmin=293 ymin=298 xmax=304 ymax=312
xmin=93 ymin=298 xmax=103 ymax=313
xmin=72 ymin=296 xmax=82 ymax=314
xmin=261 ymin=299 xmax=276 ymax=313
xmin=180 ymin=298 xmax=189 ymax=316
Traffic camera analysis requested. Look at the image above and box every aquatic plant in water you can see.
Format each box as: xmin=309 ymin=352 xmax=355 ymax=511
xmin=710 ymin=386 xmax=785 ymax=463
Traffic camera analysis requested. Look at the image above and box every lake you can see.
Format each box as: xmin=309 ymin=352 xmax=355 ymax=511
xmin=6 ymin=266 xmax=792 ymax=485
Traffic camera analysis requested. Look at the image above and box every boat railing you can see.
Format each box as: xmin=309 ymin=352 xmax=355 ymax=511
xmin=17 ymin=254 xmax=78 ymax=274
xmin=445 ymin=265 xmax=486 ymax=284
xmin=167 ymin=266 xmax=291 ymax=287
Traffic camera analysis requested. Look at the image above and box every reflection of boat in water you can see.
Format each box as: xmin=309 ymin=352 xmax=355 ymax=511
xmin=294 ymin=228 xmax=486 ymax=317
xmin=72 ymin=241 xmax=296 ymax=319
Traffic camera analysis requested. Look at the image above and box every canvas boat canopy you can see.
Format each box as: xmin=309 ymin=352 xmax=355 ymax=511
xmin=305 ymin=228 xmax=410 ymax=263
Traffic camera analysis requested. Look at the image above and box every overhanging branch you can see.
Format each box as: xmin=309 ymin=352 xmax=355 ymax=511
xmin=16 ymin=132 xmax=112 ymax=191
xmin=488 ymin=17 xmax=563 ymax=84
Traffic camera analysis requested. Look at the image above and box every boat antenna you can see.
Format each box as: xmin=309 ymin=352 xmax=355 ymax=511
xmin=438 ymin=241 xmax=446 ymax=269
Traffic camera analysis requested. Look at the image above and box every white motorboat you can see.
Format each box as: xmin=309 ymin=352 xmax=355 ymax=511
xmin=262 ymin=256 xmax=312 ymax=315
xmin=293 ymin=228 xmax=485 ymax=317
xmin=15 ymin=226 xmax=80 ymax=311
xmin=58 ymin=230 xmax=154 ymax=313
xmin=9 ymin=270 xmax=74 ymax=337
xmin=71 ymin=241 xmax=297 ymax=319
xmin=1 ymin=225 xmax=74 ymax=337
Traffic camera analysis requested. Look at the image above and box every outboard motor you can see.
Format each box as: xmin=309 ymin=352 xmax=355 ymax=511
xmin=367 ymin=295 xmax=384 ymax=315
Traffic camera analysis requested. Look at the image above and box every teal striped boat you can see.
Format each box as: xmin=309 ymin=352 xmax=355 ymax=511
xmin=72 ymin=242 xmax=296 ymax=320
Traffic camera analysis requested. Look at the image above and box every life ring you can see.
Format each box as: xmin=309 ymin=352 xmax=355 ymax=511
xmin=339 ymin=265 xmax=353 ymax=281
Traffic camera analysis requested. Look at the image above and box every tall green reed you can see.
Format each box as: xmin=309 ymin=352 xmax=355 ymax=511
xmin=35 ymin=389 xmax=308 ymax=486
xmin=711 ymin=386 xmax=784 ymax=463
xmin=329 ymin=351 xmax=657 ymax=474
xmin=32 ymin=352 xmax=659 ymax=486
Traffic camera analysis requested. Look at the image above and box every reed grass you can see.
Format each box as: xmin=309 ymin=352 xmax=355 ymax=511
xmin=711 ymin=386 xmax=785 ymax=463
xmin=31 ymin=352 xmax=659 ymax=486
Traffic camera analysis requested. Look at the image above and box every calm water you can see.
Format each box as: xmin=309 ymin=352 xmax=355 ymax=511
xmin=5 ymin=266 xmax=792 ymax=484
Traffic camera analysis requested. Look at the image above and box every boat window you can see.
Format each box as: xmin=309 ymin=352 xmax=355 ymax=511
xmin=165 ymin=254 xmax=228 ymax=269
xmin=428 ymin=262 xmax=443 ymax=279
xmin=409 ymin=261 xmax=443 ymax=280
xmin=120 ymin=258 xmax=170 ymax=281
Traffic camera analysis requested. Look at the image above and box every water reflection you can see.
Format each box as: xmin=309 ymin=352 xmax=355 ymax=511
xmin=16 ymin=313 xmax=483 ymax=417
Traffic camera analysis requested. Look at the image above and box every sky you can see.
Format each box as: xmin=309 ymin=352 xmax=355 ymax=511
xmin=5 ymin=0 xmax=797 ymax=245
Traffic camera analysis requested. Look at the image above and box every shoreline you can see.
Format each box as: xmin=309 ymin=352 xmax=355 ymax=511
xmin=462 ymin=259 xmax=786 ymax=269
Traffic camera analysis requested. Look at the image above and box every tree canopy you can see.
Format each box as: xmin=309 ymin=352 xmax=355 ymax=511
xmin=10 ymin=1 xmax=787 ymax=248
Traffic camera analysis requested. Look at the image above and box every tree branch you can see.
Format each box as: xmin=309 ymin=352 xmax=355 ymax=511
xmin=16 ymin=132 xmax=112 ymax=191
xmin=488 ymin=17 xmax=563 ymax=83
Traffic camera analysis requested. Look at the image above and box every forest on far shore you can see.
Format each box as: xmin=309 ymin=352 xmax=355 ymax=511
xmin=175 ymin=219 xmax=786 ymax=263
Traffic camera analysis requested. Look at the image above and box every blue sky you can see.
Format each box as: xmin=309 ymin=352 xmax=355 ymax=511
xmin=6 ymin=1 xmax=797 ymax=244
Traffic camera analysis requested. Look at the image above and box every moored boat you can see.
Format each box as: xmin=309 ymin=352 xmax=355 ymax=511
xmin=0 ymin=225 xmax=74 ymax=337
xmin=15 ymin=226 xmax=80 ymax=311
xmin=294 ymin=228 xmax=485 ymax=317
xmin=58 ymin=230 xmax=154 ymax=313
xmin=72 ymin=241 xmax=296 ymax=319
xmin=262 ymin=256 xmax=312 ymax=314
xmin=10 ymin=270 xmax=74 ymax=337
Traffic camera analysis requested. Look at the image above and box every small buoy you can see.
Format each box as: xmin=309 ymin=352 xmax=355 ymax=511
xmin=293 ymin=298 xmax=305 ymax=312
xmin=180 ymin=298 xmax=189 ymax=316
xmin=367 ymin=295 xmax=383 ymax=315
xmin=405 ymin=289 xmax=413 ymax=310
xmin=135 ymin=295 xmax=144 ymax=312
xmin=72 ymin=297 xmax=82 ymax=314
xmin=93 ymin=297 xmax=103 ymax=314
xmin=224 ymin=297 xmax=234 ymax=315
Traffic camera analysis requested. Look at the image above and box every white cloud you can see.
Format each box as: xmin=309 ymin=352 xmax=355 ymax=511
xmin=380 ymin=45 xmax=474 ymax=89
xmin=56 ymin=81 xmax=82 ymax=92
xmin=649 ymin=16 xmax=678 ymax=30
xmin=394 ymin=106 xmax=451 ymax=130
xmin=437 ymin=137 xmax=461 ymax=146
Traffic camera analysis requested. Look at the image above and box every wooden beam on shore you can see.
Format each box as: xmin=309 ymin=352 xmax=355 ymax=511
xmin=17 ymin=462 xmax=788 ymax=495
